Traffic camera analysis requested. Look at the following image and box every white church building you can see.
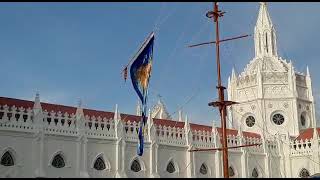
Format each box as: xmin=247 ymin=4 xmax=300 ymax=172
xmin=0 ymin=2 xmax=319 ymax=178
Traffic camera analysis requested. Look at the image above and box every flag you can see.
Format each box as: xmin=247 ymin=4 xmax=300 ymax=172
xmin=129 ymin=32 xmax=154 ymax=156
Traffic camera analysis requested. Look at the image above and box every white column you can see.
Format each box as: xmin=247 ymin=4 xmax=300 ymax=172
xmin=76 ymin=138 xmax=81 ymax=177
xmin=312 ymin=128 xmax=320 ymax=173
xmin=149 ymin=142 xmax=160 ymax=178
xmin=81 ymin=138 xmax=89 ymax=177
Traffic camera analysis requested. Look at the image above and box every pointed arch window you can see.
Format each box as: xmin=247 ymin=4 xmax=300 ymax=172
xmin=265 ymin=32 xmax=268 ymax=53
xmin=166 ymin=161 xmax=176 ymax=173
xmin=299 ymin=168 xmax=310 ymax=178
xmin=252 ymin=168 xmax=259 ymax=178
xmin=1 ymin=151 xmax=14 ymax=166
xmin=301 ymin=114 xmax=306 ymax=127
xmin=93 ymin=157 xmax=106 ymax=170
xmin=52 ymin=154 xmax=65 ymax=168
xmin=259 ymin=33 xmax=262 ymax=54
xmin=131 ymin=159 xmax=141 ymax=172
xmin=271 ymin=31 xmax=275 ymax=54
xmin=229 ymin=166 xmax=235 ymax=177
xmin=200 ymin=163 xmax=208 ymax=175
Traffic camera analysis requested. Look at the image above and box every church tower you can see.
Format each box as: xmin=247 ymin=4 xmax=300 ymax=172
xmin=227 ymin=2 xmax=317 ymax=137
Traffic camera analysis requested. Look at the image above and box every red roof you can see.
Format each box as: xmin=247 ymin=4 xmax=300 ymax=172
xmin=154 ymin=118 xmax=184 ymax=128
xmin=0 ymin=96 xmax=261 ymax=138
xmin=295 ymin=128 xmax=320 ymax=141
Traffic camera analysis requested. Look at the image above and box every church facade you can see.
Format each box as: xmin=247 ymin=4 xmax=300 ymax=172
xmin=0 ymin=3 xmax=318 ymax=178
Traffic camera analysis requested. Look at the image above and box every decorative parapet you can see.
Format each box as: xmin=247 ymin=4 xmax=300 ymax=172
xmin=0 ymin=98 xmax=272 ymax=154
xmin=156 ymin=125 xmax=186 ymax=147
xmin=265 ymin=139 xmax=279 ymax=155
xmin=123 ymin=120 xmax=140 ymax=142
xmin=242 ymin=136 xmax=264 ymax=153
xmin=0 ymin=105 xmax=35 ymax=133
xmin=290 ymin=138 xmax=312 ymax=156
xmin=192 ymin=130 xmax=215 ymax=149
xmin=43 ymin=110 xmax=78 ymax=136
xmin=84 ymin=116 xmax=116 ymax=139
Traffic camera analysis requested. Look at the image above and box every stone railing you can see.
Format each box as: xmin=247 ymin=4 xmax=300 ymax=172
xmin=43 ymin=110 xmax=78 ymax=136
xmin=227 ymin=135 xmax=240 ymax=150
xmin=123 ymin=120 xmax=140 ymax=142
xmin=290 ymin=139 xmax=312 ymax=156
xmin=0 ymin=105 xmax=35 ymax=133
xmin=85 ymin=115 xmax=116 ymax=139
xmin=192 ymin=130 xmax=215 ymax=149
xmin=0 ymin=104 xmax=269 ymax=155
xmin=266 ymin=139 xmax=278 ymax=155
xmin=243 ymin=136 xmax=264 ymax=153
xmin=156 ymin=125 xmax=186 ymax=147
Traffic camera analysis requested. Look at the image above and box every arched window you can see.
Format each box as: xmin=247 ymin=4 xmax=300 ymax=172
xmin=93 ymin=157 xmax=106 ymax=170
xmin=131 ymin=159 xmax=141 ymax=172
xmin=259 ymin=34 xmax=262 ymax=54
xmin=299 ymin=168 xmax=310 ymax=178
xmin=52 ymin=154 xmax=65 ymax=168
xmin=166 ymin=161 xmax=176 ymax=173
xmin=271 ymin=31 xmax=275 ymax=54
xmin=252 ymin=168 xmax=259 ymax=178
xmin=265 ymin=32 xmax=268 ymax=53
xmin=1 ymin=151 xmax=14 ymax=166
xmin=301 ymin=114 xmax=306 ymax=127
xmin=200 ymin=163 xmax=208 ymax=175
xmin=229 ymin=166 xmax=235 ymax=177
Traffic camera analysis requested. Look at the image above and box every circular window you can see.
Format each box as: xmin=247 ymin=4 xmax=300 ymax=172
xmin=272 ymin=113 xmax=285 ymax=125
xmin=246 ymin=116 xmax=255 ymax=127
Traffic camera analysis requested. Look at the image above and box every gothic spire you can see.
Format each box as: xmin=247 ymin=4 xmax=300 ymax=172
xmin=254 ymin=2 xmax=278 ymax=58
xmin=76 ymin=98 xmax=84 ymax=120
xmin=33 ymin=91 xmax=42 ymax=110
xmin=256 ymin=2 xmax=273 ymax=28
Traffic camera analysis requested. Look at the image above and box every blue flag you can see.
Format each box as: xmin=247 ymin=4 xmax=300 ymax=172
xmin=130 ymin=32 xmax=154 ymax=156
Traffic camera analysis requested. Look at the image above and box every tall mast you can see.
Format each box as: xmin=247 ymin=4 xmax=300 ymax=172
xmin=209 ymin=2 xmax=229 ymax=177
xmin=187 ymin=2 xmax=256 ymax=178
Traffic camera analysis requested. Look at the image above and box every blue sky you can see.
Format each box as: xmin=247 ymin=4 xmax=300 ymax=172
xmin=1 ymin=2 xmax=320 ymax=126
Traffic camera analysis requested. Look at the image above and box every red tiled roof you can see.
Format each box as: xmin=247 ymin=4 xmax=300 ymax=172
xmin=295 ymin=128 xmax=320 ymax=141
xmin=190 ymin=123 xmax=212 ymax=132
xmin=42 ymin=103 xmax=76 ymax=115
xmin=0 ymin=96 xmax=34 ymax=109
xmin=154 ymin=118 xmax=184 ymax=128
xmin=83 ymin=109 xmax=113 ymax=120
xmin=0 ymin=96 xmax=262 ymax=138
